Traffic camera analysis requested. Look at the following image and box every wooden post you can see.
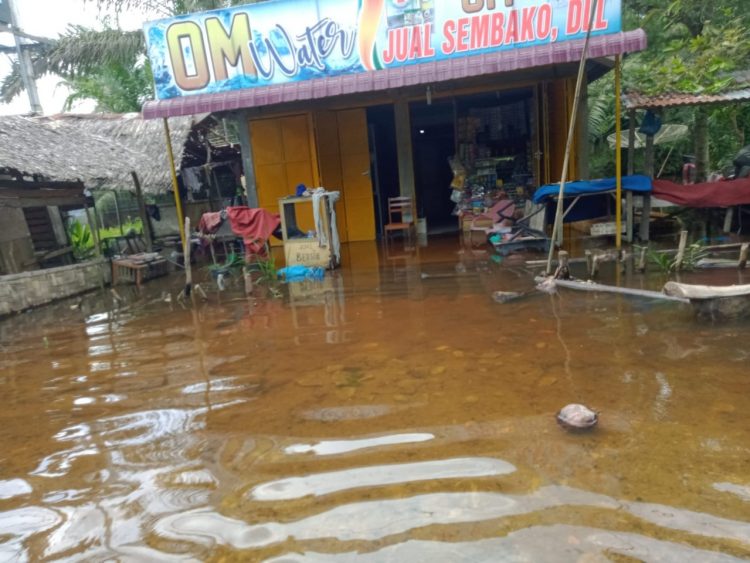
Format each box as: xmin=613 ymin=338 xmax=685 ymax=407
xmin=614 ymin=55 xmax=623 ymax=249
xmin=640 ymin=133 xmax=654 ymax=242
xmin=555 ymin=250 xmax=570 ymax=279
xmin=723 ymin=207 xmax=735 ymax=234
xmin=233 ymin=111 xmax=259 ymax=208
xmin=394 ymin=99 xmax=416 ymax=200
xmin=183 ymin=216 xmax=193 ymax=298
xmin=585 ymin=250 xmax=593 ymax=276
xmin=112 ymin=190 xmax=124 ymax=236
xmin=131 ymin=172 xmax=153 ymax=252
xmin=638 ymin=246 xmax=648 ymax=272
xmin=591 ymin=254 xmax=603 ymax=278
xmin=163 ymin=117 xmax=187 ymax=250
xmin=627 ymin=109 xmax=636 ymax=243
xmin=739 ymin=243 xmax=749 ymax=269
xmin=84 ymin=201 xmax=102 ymax=257
xmin=674 ymin=230 xmax=688 ymax=271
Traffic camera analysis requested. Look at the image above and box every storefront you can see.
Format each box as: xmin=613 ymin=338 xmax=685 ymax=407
xmin=142 ymin=0 xmax=646 ymax=242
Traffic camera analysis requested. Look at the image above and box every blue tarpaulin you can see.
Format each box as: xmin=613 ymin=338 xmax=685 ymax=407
xmin=533 ymin=175 xmax=653 ymax=204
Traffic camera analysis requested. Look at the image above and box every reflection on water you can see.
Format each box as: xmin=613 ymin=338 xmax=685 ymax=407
xmin=0 ymin=239 xmax=749 ymax=560
xmin=285 ymin=433 xmax=435 ymax=456
xmin=250 ymin=457 xmax=516 ymax=501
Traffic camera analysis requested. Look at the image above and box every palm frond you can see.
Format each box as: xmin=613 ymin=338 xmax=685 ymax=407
xmin=48 ymin=26 xmax=145 ymax=78
xmin=1 ymin=50 xmax=52 ymax=104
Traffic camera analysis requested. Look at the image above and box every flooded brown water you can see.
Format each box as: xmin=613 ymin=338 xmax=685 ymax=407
xmin=1 ymin=239 xmax=749 ymax=561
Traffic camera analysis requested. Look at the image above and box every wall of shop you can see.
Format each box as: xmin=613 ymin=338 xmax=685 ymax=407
xmin=0 ymin=258 xmax=111 ymax=316
xmin=238 ymin=73 xmax=585 ymax=241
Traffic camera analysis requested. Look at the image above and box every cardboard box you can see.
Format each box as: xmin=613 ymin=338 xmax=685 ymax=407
xmin=284 ymin=239 xmax=332 ymax=269
xmin=461 ymin=215 xmax=494 ymax=232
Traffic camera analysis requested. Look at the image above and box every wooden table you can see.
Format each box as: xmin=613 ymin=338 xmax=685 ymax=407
xmin=112 ymin=257 xmax=167 ymax=288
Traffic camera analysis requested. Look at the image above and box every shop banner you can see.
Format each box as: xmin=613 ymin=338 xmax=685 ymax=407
xmin=145 ymin=0 xmax=622 ymax=100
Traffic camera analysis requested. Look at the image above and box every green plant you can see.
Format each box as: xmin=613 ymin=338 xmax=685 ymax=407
xmin=252 ymin=255 xmax=278 ymax=285
xmin=68 ymin=220 xmax=95 ymax=261
xmin=644 ymin=241 xmax=709 ymax=273
xmin=207 ymin=251 xmax=245 ymax=273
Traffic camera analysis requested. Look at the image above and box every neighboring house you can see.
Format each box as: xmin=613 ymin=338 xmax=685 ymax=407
xmin=0 ymin=113 xmax=239 ymax=274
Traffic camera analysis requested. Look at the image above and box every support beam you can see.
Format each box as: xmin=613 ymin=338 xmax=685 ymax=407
xmin=639 ymin=133 xmax=654 ymax=242
xmin=132 ymin=172 xmax=154 ymax=252
xmin=394 ymin=99 xmax=416 ymax=200
xmin=614 ymin=55 xmax=622 ymax=249
xmin=233 ymin=111 xmax=259 ymax=208
xmin=626 ymin=109 xmax=636 ymax=243
xmin=723 ymin=207 xmax=735 ymax=234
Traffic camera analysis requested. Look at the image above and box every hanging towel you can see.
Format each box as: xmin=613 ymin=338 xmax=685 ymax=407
xmin=311 ymin=188 xmax=341 ymax=263
xmin=226 ymin=207 xmax=281 ymax=256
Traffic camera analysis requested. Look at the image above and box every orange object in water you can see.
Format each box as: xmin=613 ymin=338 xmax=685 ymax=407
xmin=358 ymin=0 xmax=385 ymax=71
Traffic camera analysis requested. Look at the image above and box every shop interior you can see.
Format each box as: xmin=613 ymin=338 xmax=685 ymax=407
xmin=367 ymin=87 xmax=538 ymax=237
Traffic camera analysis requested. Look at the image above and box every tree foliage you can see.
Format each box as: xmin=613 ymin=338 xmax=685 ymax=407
xmin=624 ymin=0 xmax=750 ymax=95
xmin=587 ymin=0 xmax=750 ymax=178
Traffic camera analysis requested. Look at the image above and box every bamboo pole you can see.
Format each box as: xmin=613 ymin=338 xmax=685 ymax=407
xmin=615 ymin=55 xmax=623 ymax=249
xmin=163 ymin=117 xmax=186 ymax=250
xmin=545 ymin=0 xmax=600 ymax=275
xmin=183 ymin=216 xmax=193 ymax=299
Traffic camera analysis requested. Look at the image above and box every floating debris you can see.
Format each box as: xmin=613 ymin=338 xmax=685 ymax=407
xmin=556 ymin=404 xmax=598 ymax=431
xmin=492 ymin=291 xmax=525 ymax=304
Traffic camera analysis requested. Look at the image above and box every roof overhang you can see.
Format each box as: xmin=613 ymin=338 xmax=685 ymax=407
xmin=143 ymin=29 xmax=647 ymax=120
xmin=624 ymin=88 xmax=750 ymax=110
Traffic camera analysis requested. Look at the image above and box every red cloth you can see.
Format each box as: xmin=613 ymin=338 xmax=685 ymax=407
xmin=653 ymin=178 xmax=750 ymax=208
xmin=198 ymin=212 xmax=223 ymax=234
xmin=226 ymin=207 xmax=280 ymax=255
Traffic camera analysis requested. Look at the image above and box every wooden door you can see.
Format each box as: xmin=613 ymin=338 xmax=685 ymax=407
xmin=546 ymin=78 xmax=579 ymax=183
xmin=314 ymin=110 xmax=349 ymax=243
xmin=250 ymin=114 xmax=319 ymax=240
xmin=336 ymin=109 xmax=376 ymax=242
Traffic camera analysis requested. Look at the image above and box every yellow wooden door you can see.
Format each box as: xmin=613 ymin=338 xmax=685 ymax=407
xmin=314 ymin=110 xmax=349 ymax=243
xmin=546 ymin=78 xmax=578 ymax=183
xmin=250 ymin=114 xmax=318 ymax=241
xmin=336 ymin=109 xmax=375 ymax=242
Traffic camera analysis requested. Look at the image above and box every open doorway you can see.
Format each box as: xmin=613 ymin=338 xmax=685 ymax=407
xmin=411 ymin=99 xmax=457 ymax=234
xmin=366 ymin=105 xmax=400 ymax=238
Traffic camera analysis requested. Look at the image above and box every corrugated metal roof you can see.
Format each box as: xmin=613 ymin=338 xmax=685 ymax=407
xmin=143 ymin=30 xmax=647 ymax=120
xmin=623 ymin=88 xmax=750 ymax=110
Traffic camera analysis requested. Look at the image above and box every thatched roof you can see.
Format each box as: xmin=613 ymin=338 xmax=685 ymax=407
xmin=0 ymin=113 xmax=198 ymax=194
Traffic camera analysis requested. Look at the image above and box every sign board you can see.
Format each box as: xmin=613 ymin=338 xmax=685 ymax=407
xmin=144 ymin=0 xmax=622 ymax=101
xmin=0 ymin=0 xmax=12 ymax=26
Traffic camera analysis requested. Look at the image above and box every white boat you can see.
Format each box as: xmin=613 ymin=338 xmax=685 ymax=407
xmin=663 ymin=282 xmax=750 ymax=319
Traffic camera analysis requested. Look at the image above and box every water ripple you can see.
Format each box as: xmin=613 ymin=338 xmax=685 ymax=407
xmin=250 ymin=457 xmax=516 ymax=501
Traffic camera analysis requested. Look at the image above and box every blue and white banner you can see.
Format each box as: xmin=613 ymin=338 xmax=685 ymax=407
xmin=144 ymin=0 xmax=622 ymax=100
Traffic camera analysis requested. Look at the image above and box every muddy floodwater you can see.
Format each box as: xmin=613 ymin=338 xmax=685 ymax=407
xmin=1 ymin=239 xmax=749 ymax=561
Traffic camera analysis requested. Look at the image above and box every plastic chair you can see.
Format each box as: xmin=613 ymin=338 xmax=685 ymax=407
xmin=384 ymin=196 xmax=416 ymax=246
